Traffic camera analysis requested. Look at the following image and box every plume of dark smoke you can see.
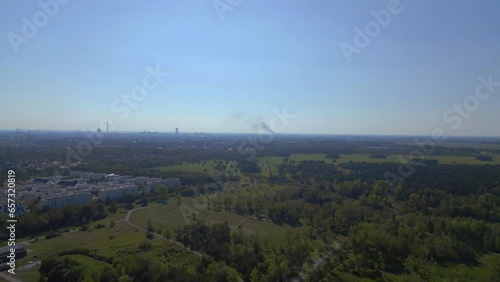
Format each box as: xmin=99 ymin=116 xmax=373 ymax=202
xmin=261 ymin=122 xmax=275 ymax=134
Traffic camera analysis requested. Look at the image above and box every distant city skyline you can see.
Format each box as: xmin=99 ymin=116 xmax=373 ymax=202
xmin=1 ymin=1 xmax=500 ymax=136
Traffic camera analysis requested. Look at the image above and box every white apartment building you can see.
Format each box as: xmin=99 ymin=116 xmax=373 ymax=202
xmin=105 ymin=174 xmax=121 ymax=182
xmin=165 ymin=178 xmax=181 ymax=188
xmin=0 ymin=199 xmax=26 ymax=217
xmin=143 ymin=178 xmax=181 ymax=193
xmin=134 ymin=176 xmax=149 ymax=186
xmin=98 ymin=185 xmax=139 ymax=201
xmin=38 ymin=192 xmax=92 ymax=210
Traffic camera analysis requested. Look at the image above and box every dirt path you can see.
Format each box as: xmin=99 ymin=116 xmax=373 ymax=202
xmin=119 ymin=204 xmax=202 ymax=257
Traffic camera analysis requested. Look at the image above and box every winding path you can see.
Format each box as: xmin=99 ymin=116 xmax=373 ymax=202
xmin=234 ymin=217 xmax=249 ymax=229
xmin=118 ymin=204 xmax=202 ymax=257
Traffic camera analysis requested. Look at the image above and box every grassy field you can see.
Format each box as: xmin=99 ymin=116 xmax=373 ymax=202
xmin=336 ymin=154 xmax=402 ymax=164
xmin=64 ymin=254 xmax=111 ymax=271
xmin=12 ymin=217 xmax=200 ymax=281
xmin=155 ymin=153 xmax=500 ymax=183
xmin=257 ymin=156 xmax=285 ymax=166
xmin=288 ymin=153 xmax=334 ymax=163
xmin=156 ymin=160 xmax=239 ymax=174
xmin=432 ymin=253 xmax=499 ymax=281
xmin=129 ymin=200 xmax=305 ymax=239
xmin=399 ymin=141 xmax=500 ymax=150
xmin=336 ymin=153 xmax=500 ymax=165
xmin=256 ymin=157 xmax=283 ymax=177
xmin=156 ymin=161 xmax=217 ymax=173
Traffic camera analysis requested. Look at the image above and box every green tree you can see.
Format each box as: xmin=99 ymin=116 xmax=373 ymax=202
xmin=176 ymin=192 xmax=182 ymax=205
xmin=250 ymin=267 xmax=260 ymax=282
xmin=157 ymin=184 xmax=169 ymax=204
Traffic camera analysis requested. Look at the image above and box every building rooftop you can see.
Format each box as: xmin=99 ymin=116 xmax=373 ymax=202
xmin=0 ymin=243 xmax=29 ymax=255
xmin=41 ymin=192 xmax=91 ymax=200
xmin=57 ymin=180 xmax=78 ymax=187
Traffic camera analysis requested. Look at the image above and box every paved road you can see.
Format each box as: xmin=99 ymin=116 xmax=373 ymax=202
xmin=119 ymin=204 xmax=202 ymax=257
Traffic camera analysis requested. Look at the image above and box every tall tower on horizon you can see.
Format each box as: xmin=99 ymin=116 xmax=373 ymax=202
xmin=107 ymin=119 xmax=109 ymax=134
xmin=176 ymin=128 xmax=179 ymax=134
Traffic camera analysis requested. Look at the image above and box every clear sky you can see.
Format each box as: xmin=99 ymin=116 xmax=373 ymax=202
xmin=1 ymin=0 xmax=499 ymax=135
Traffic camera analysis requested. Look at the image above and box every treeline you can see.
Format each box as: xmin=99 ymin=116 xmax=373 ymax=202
xmin=334 ymin=162 xmax=500 ymax=195
xmin=38 ymin=248 xmax=240 ymax=282
xmin=174 ymin=221 xmax=314 ymax=281
xmin=4 ymin=203 xmax=108 ymax=238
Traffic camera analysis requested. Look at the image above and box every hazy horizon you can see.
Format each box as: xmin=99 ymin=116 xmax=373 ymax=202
xmin=1 ymin=128 xmax=500 ymax=139
xmin=2 ymin=1 xmax=500 ymax=136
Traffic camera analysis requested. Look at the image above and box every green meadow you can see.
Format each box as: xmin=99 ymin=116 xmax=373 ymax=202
xmin=13 ymin=218 xmax=200 ymax=281
xmin=129 ymin=200 xmax=305 ymax=239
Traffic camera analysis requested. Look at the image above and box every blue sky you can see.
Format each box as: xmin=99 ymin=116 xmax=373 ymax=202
xmin=1 ymin=0 xmax=499 ymax=135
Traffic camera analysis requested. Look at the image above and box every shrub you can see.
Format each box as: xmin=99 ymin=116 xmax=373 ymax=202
xmin=45 ymin=232 xmax=60 ymax=239
xmin=139 ymin=240 xmax=152 ymax=250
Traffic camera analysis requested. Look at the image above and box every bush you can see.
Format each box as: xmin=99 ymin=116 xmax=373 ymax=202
xmin=139 ymin=240 xmax=152 ymax=250
xmin=45 ymin=232 xmax=60 ymax=239
xmin=476 ymin=155 xmax=493 ymax=161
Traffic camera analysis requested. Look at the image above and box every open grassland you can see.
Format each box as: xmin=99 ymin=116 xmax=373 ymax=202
xmin=433 ymin=253 xmax=500 ymax=281
xmin=398 ymin=141 xmax=500 ymax=150
xmin=423 ymin=154 xmax=500 ymax=165
xmin=257 ymin=156 xmax=285 ymax=176
xmin=336 ymin=154 xmax=402 ymax=164
xmin=129 ymin=200 xmax=305 ymax=239
xmin=156 ymin=161 xmax=217 ymax=173
xmin=155 ymin=160 xmax=239 ymax=174
xmin=263 ymin=152 xmax=500 ymax=167
xmin=13 ymin=219 xmax=200 ymax=281
xmin=257 ymin=156 xmax=285 ymax=166
xmin=288 ymin=153 xmax=333 ymax=163
xmin=12 ymin=269 xmax=41 ymax=282
xmin=63 ymin=254 xmax=111 ymax=271
xmin=336 ymin=153 xmax=500 ymax=165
